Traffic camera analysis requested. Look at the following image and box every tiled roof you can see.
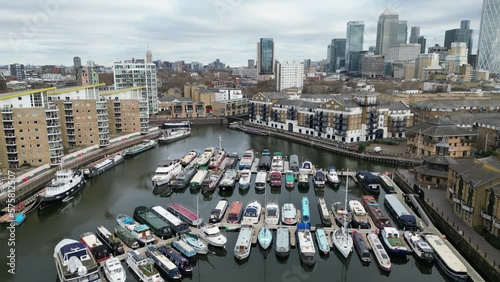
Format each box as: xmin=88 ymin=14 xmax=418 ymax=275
xmin=406 ymin=117 xmax=476 ymax=137
xmin=449 ymin=157 xmax=500 ymax=187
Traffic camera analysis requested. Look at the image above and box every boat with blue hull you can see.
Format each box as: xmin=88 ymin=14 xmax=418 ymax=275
xmin=301 ymin=196 xmax=310 ymax=224
xmin=356 ymin=170 xmax=381 ymax=195
xmin=239 ymin=149 xmax=254 ymax=170
xmin=315 ymin=225 xmax=330 ymax=255
xmin=384 ymin=194 xmax=417 ymax=231
xmin=172 ymin=240 xmax=197 ymax=261
xmin=380 ymin=227 xmax=408 ymax=256
xmin=145 ymin=246 xmax=182 ymax=281
xmin=181 ymin=233 xmax=208 ymax=255
xmin=158 ymin=246 xmax=193 ymax=274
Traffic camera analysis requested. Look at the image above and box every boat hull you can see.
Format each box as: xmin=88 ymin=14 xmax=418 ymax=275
xmin=158 ymin=132 xmax=191 ymax=144
xmin=123 ymin=143 xmax=156 ymax=159
xmin=39 ymin=177 xmax=86 ymax=209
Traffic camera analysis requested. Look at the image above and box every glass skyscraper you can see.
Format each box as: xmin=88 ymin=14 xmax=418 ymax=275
xmin=444 ymin=20 xmax=473 ymax=56
xmin=257 ymin=38 xmax=275 ymax=75
xmin=346 ymin=21 xmax=364 ymax=71
xmin=376 ymin=9 xmax=405 ymax=55
xmin=477 ymin=0 xmax=500 ymax=74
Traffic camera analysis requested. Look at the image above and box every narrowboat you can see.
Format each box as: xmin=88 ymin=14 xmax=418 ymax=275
xmin=171 ymin=168 xmax=197 ymax=190
xmin=352 ymin=230 xmax=371 ymax=263
xmin=384 ymin=194 xmax=416 ymax=230
xmin=366 ymin=233 xmax=391 ymax=272
xmin=151 ymin=206 xmax=190 ymax=235
xmin=167 ymin=203 xmax=203 ymax=226
xmin=361 ymin=196 xmax=392 ymax=230
xmin=356 ymin=170 xmax=381 ymax=195
xmin=144 ymin=246 xmax=181 ymax=281
xmin=301 ymin=196 xmax=310 ymax=224
xmin=379 ymin=174 xmax=396 ymax=194
xmin=424 ymin=235 xmax=468 ymax=282
xmin=83 ymin=153 xmax=124 ymax=178
xmin=157 ymin=246 xmax=192 ymax=274
xmin=133 ymin=206 xmax=172 ymax=239
xmin=226 ymin=201 xmax=244 ymax=223
xmin=172 ymin=239 xmax=198 ymax=260
xmin=96 ymin=225 xmax=124 ymax=256
xmin=190 ymin=170 xmax=208 ymax=189
xmin=123 ymin=139 xmax=157 ymax=159
xmin=114 ymin=226 xmax=140 ymax=249
xmin=317 ymin=198 xmax=331 ymax=227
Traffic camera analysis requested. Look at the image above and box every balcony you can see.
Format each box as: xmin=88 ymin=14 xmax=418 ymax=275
xmin=2 ymin=114 xmax=13 ymax=122
xmin=2 ymin=106 xmax=13 ymax=113
xmin=47 ymin=121 xmax=60 ymax=127
xmin=48 ymin=138 xmax=61 ymax=143
xmin=481 ymin=210 xmax=492 ymax=221
xmin=45 ymin=104 xmax=58 ymax=112
xmin=67 ymin=138 xmax=76 ymax=142
xmin=494 ymin=219 xmax=500 ymax=229
xmin=64 ymin=112 xmax=73 ymax=117
xmin=6 ymin=142 xmax=16 ymax=146
xmin=8 ymin=157 xmax=18 ymax=162
xmin=7 ymin=150 xmax=17 ymax=154
xmin=5 ymin=134 xmax=15 ymax=138
xmin=3 ymin=126 xmax=14 ymax=130
xmin=461 ymin=203 xmax=474 ymax=212
xmin=63 ymin=100 xmax=72 ymax=104
xmin=452 ymin=196 xmax=462 ymax=204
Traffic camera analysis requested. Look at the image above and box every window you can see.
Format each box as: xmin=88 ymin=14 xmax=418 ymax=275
xmin=18 ymin=97 xmax=22 ymax=100
xmin=34 ymin=121 xmax=37 ymax=124
xmin=18 ymin=121 xmax=22 ymax=125
xmin=39 ymin=159 xmax=42 ymax=163
xmin=35 ymin=128 xmax=38 ymax=132
xmin=19 ymin=129 xmax=23 ymax=133
xmin=35 ymin=136 xmax=39 ymax=140
xmin=20 ymin=137 xmax=24 ymax=141
xmin=36 ymin=144 xmax=40 ymax=147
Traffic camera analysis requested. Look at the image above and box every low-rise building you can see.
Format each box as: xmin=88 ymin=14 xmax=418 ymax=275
xmin=415 ymin=140 xmax=457 ymax=188
xmin=212 ymin=98 xmax=248 ymax=117
xmin=474 ymin=117 xmax=500 ymax=152
xmin=158 ymin=95 xmax=206 ymax=119
xmin=447 ymin=156 xmax=500 ymax=235
xmin=406 ymin=117 xmax=476 ymax=158
xmin=215 ymin=89 xmax=243 ymax=101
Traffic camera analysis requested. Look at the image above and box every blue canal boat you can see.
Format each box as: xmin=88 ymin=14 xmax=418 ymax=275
xmin=302 ymin=196 xmax=310 ymax=224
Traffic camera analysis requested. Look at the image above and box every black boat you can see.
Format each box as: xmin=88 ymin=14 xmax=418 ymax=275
xmin=123 ymin=139 xmax=157 ymax=159
xmin=145 ymin=246 xmax=182 ymax=281
xmin=258 ymin=149 xmax=272 ymax=171
xmin=39 ymin=169 xmax=86 ymax=209
xmin=83 ymin=154 xmax=124 ymax=178
xmin=95 ymin=225 xmax=125 ymax=256
xmin=158 ymin=246 xmax=193 ymax=274
xmin=352 ymin=230 xmax=371 ymax=263
xmin=171 ymin=168 xmax=197 ymax=190
xmin=133 ymin=206 xmax=172 ymax=239
xmin=356 ymin=170 xmax=381 ymax=195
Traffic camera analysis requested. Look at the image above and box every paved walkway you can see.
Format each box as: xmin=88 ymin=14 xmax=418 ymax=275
xmin=398 ymin=169 xmax=500 ymax=266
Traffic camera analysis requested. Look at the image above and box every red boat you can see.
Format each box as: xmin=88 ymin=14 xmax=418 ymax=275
xmin=270 ymin=171 xmax=282 ymax=187
xmin=226 ymin=201 xmax=243 ymax=223
xmin=80 ymin=232 xmax=111 ymax=263
xmin=361 ymin=196 xmax=391 ymax=230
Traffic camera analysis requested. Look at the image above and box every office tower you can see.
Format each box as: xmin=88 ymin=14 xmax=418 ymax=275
xmin=477 ymin=0 xmax=500 ymax=74
xmin=9 ymin=63 xmax=25 ymax=81
xmin=444 ymin=20 xmax=474 ymax=56
xmin=303 ymin=59 xmax=311 ymax=73
xmin=445 ymin=42 xmax=469 ymax=74
xmin=347 ymin=51 xmax=367 ymax=73
xmin=416 ymin=53 xmax=440 ymax=80
xmin=409 ymin=27 xmax=427 ymax=54
xmin=276 ymin=60 xmax=305 ymax=92
xmin=113 ymin=52 xmax=159 ymax=115
xmin=387 ymin=44 xmax=421 ymax=61
xmin=368 ymin=46 xmax=376 ymax=53
xmin=327 ymin=44 xmax=333 ymax=71
xmin=397 ymin=21 xmax=408 ymax=44
xmin=346 ymin=21 xmax=365 ymax=70
xmin=257 ymin=38 xmax=275 ymax=80
xmin=73 ymin=57 xmax=81 ymax=68
xmin=376 ymin=9 xmax=407 ymax=55
xmin=248 ymin=59 xmax=255 ymax=68
xmin=428 ymin=44 xmax=449 ymax=62
xmin=330 ymin=38 xmax=346 ymax=72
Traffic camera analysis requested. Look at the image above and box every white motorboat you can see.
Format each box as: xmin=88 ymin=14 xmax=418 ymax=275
xmin=301 ymin=161 xmax=313 ymax=174
xmin=158 ymin=129 xmax=191 ymax=144
xmin=265 ymin=199 xmax=280 ymax=225
xmin=242 ymin=200 xmax=262 ymax=225
xmin=281 ymin=203 xmax=297 ymax=225
xmin=331 ymin=177 xmax=353 ymax=259
xmin=103 ymin=256 xmax=126 ymax=282
xmin=179 ymin=150 xmax=198 ymax=166
xmin=53 ymin=239 xmax=101 ymax=282
xmin=199 ymin=224 xmax=227 ymax=247
xmin=125 ymin=250 xmax=164 ymax=282
xmin=219 ymin=169 xmax=237 ymax=189
xmin=234 ymin=226 xmax=253 ymax=260
xmin=404 ymin=231 xmax=434 ymax=262
xmin=238 ymin=169 xmax=251 ymax=189
xmin=238 ymin=149 xmax=254 ymax=170
xmin=326 ymin=166 xmax=340 ymax=184
xmin=296 ymin=223 xmax=316 ymax=266
xmin=151 ymin=160 xmax=182 ymax=186
xmin=196 ymin=147 xmax=215 ymax=167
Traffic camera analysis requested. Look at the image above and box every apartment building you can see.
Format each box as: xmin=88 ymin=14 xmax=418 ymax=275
xmin=0 ymin=88 xmax=64 ymax=169
xmin=100 ymin=87 xmax=149 ymax=135
xmin=474 ymin=117 xmax=500 ymax=152
xmin=212 ymin=98 xmax=249 ymax=117
xmin=49 ymin=84 xmax=110 ymax=148
xmin=249 ymin=92 xmax=412 ymax=143
xmin=406 ymin=117 xmax=476 ymax=158
xmin=447 ymin=157 xmax=500 ymax=236
xmin=158 ymin=95 xmax=206 ymax=119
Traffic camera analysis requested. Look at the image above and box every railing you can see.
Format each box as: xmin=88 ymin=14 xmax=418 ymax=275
xmin=461 ymin=203 xmax=474 ymax=212
xmin=481 ymin=210 xmax=493 ymax=221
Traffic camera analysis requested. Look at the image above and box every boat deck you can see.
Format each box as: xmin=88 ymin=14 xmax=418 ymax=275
xmin=82 ymin=151 xmax=123 ymax=171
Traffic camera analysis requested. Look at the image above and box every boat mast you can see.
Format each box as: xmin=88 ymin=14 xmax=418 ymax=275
xmin=219 ymin=135 xmax=223 ymax=151
xmin=344 ymin=174 xmax=349 ymax=237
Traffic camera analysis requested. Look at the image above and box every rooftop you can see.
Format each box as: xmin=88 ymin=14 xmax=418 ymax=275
xmin=406 ymin=117 xmax=476 ymax=137
xmin=159 ymin=95 xmax=193 ymax=103
xmin=423 ymin=155 xmax=457 ymax=166
xmin=411 ymin=99 xmax=500 ymax=110
xmin=258 ymin=92 xmax=289 ymax=100
xmin=0 ymin=87 xmax=57 ymax=100
xmin=100 ymin=86 xmax=146 ymax=96
xmin=449 ymin=156 xmax=500 ymax=187
xmin=49 ymin=83 xmax=106 ymax=95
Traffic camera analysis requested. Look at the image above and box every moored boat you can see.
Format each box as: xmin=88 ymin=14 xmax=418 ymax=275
xmin=151 ymin=160 xmax=182 ymax=187
xmin=298 ymin=171 xmax=309 ymax=188
xmin=80 ymin=232 xmax=110 ymax=263
xmin=315 ymin=225 xmax=330 ymax=255
xmin=301 ymin=161 xmax=313 ymax=174
xmin=96 ymin=226 xmax=124 ymax=256
xmin=326 ymin=166 xmax=340 ymax=185
xmin=144 ymin=246 xmax=181 ymax=281
xmin=239 ymin=149 xmax=254 ymax=170
xmin=196 ymin=147 xmax=215 ymax=167
xmin=226 ymin=201 xmax=244 ymax=223
xmin=348 ymin=200 xmax=370 ymax=229
xmin=201 ymin=170 xmax=223 ymax=193
xmin=167 ymin=203 xmax=203 ymax=226
xmin=209 ymin=199 xmax=229 ymax=223
xmin=133 ymin=206 xmax=172 ymax=239
xmin=157 ymin=246 xmax=192 ymax=274
xmin=222 ymin=152 xmax=239 ymax=170
xmin=285 ymin=171 xmax=295 ymax=188
xmin=181 ymin=233 xmax=208 ymax=255
xmin=289 ymin=155 xmax=300 ymax=172
xmin=367 ymin=233 xmax=391 ymax=272
xmin=242 ymin=200 xmax=262 ymax=225
xmin=123 ymin=139 xmax=157 ymax=159
xmin=332 ymin=201 xmax=352 ymax=228
xmin=258 ymin=226 xmax=272 ymax=249
xmin=301 ymin=196 xmax=310 ymax=224
xmin=271 ymin=152 xmax=284 ymax=172
xmin=53 ymin=239 xmax=101 ymax=282
xmin=361 ymin=196 xmax=392 ymax=230
xmin=404 ymin=231 xmax=434 ymax=262
xmin=352 ymin=230 xmax=371 ymax=263
xmin=158 ymin=129 xmax=191 ymax=144
xmin=198 ymin=224 xmax=227 ymax=248
xmin=171 ymin=168 xmax=197 ymax=190
xmin=83 ymin=154 xmax=124 ymax=178
xmin=331 ymin=177 xmax=353 ymax=259
xmin=265 ymin=199 xmax=280 ymax=225
xmin=234 ymin=226 xmax=253 ymax=260
xmin=276 ymin=226 xmax=290 ymax=257
xmin=296 ymin=223 xmax=316 ymax=266
xmin=258 ymin=150 xmax=272 ymax=171
xmin=281 ymin=203 xmax=297 ymax=225
xmin=114 ymin=226 xmax=140 ymax=249
xmin=423 ymin=234 xmax=468 ymax=282
xmin=254 ymin=171 xmax=267 ymax=191
xmin=380 ymin=227 xmax=408 ymax=255
xmin=179 ymin=150 xmax=198 ymax=166
xmin=103 ymin=256 xmax=126 ymax=282
xmin=317 ymin=198 xmax=331 ymax=227
xmin=379 ymin=174 xmax=396 ymax=194
xmin=208 ymin=149 xmax=226 ymax=170
xmin=356 ymin=170 xmax=381 ymax=195
xmin=384 ymin=194 xmax=417 ymax=230
xmin=40 ymin=169 xmax=86 ymax=209
xmin=219 ymin=169 xmax=237 ymax=190
xmin=270 ymin=171 xmax=282 ymax=187
xmin=313 ymin=170 xmax=325 ymax=188
xmin=238 ymin=169 xmax=251 ymax=189
xmin=172 ymin=240 xmax=198 ymax=260
xmin=190 ymin=170 xmax=208 ymax=189
xmin=116 ymin=214 xmax=155 ymax=246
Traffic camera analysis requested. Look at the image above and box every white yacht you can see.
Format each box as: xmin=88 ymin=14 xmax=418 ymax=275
xmin=238 ymin=169 xmax=252 ymax=189
xmin=234 ymin=226 xmax=253 ymax=260
xmin=199 ymin=224 xmax=227 ymax=247
xmin=281 ymin=203 xmax=297 ymax=225
xmin=326 ymin=166 xmax=340 ymax=184
xmin=238 ymin=149 xmax=254 ymax=170
xmin=40 ymin=169 xmax=86 ymax=209
xmin=271 ymin=152 xmax=284 ymax=172
xmin=53 ymin=239 xmax=101 ymax=282
xmin=301 ymin=161 xmax=313 ymax=174
xmin=242 ymin=200 xmax=262 ymax=225
xmin=125 ymin=250 xmax=164 ymax=282
xmin=179 ymin=150 xmax=198 ymax=166
xmin=158 ymin=129 xmax=191 ymax=144
xmin=331 ymin=177 xmax=353 ymax=259
xmin=103 ymin=256 xmax=126 ymax=282
xmin=404 ymin=231 xmax=434 ymax=262
xmin=151 ymin=160 xmax=182 ymax=186
xmin=196 ymin=147 xmax=215 ymax=167
xmin=265 ymin=200 xmax=280 ymax=225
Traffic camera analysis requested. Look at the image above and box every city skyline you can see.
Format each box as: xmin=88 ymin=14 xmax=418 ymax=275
xmin=1 ymin=0 xmax=483 ymax=66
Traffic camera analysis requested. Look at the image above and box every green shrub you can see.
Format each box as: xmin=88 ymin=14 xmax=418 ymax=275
xmin=473 ymin=225 xmax=486 ymax=236
xmin=485 ymin=234 xmax=500 ymax=250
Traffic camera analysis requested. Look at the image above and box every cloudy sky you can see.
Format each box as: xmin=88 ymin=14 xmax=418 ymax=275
xmin=1 ymin=0 xmax=483 ymax=67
